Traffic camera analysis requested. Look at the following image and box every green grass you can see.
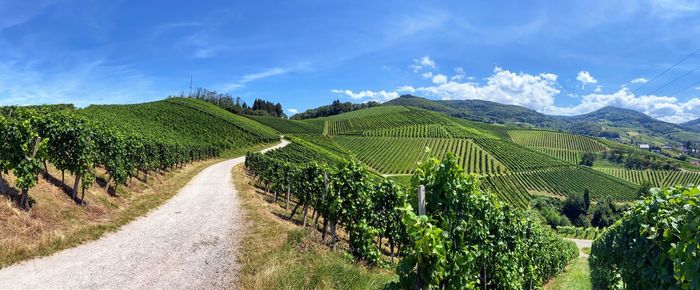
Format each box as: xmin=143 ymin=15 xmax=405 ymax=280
xmin=545 ymin=258 xmax=592 ymax=290
xmin=556 ymin=226 xmax=602 ymax=240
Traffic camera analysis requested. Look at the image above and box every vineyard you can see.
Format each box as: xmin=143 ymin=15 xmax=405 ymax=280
xmin=246 ymin=115 xmax=322 ymax=134
xmin=531 ymin=148 xmax=581 ymax=164
xmin=362 ymin=124 xmax=451 ymax=138
xmin=472 ymin=138 xmax=570 ymax=171
xmin=0 ymin=98 xmax=279 ymax=209
xmin=324 ymin=107 xmax=454 ymax=135
xmin=245 ymin=148 xmax=578 ymax=288
xmin=594 ymin=167 xmax=700 ymax=187
xmin=509 ymin=130 xmax=607 ymax=152
xmin=334 ymin=136 xmax=506 ymax=175
xmin=484 ymin=166 xmax=638 ymax=202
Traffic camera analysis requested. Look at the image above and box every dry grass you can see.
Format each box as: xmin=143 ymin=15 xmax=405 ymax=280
xmin=232 ymin=164 xmax=395 ymax=290
xmin=0 ymin=142 xmax=277 ymax=269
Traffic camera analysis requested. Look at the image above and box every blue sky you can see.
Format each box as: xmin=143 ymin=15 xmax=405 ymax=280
xmin=2 ymin=0 xmax=700 ymax=122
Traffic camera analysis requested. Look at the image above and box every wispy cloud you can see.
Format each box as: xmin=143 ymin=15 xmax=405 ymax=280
xmin=222 ymin=64 xmax=310 ymax=91
xmin=0 ymin=58 xmax=166 ymax=107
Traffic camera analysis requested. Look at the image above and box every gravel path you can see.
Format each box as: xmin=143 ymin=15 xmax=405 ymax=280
xmin=0 ymin=140 xmax=288 ymax=290
xmin=567 ymin=238 xmax=593 ymax=258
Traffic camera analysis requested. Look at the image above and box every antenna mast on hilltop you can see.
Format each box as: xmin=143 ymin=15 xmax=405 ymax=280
xmin=189 ymin=75 xmax=193 ymax=96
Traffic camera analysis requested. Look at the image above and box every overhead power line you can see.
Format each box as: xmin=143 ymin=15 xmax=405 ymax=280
xmin=668 ymin=78 xmax=700 ymax=97
xmin=646 ymin=64 xmax=700 ymax=96
xmin=633 ymin=47 xmax=700 ymax=94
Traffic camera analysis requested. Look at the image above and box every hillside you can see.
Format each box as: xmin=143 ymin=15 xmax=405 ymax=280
xmin=81 ymin=98 xmax=280 ymax=150
xmin=279 ymin=105 xmax=665 ymax=208
xmin=386 ymin=95 xmax=700 ymax=145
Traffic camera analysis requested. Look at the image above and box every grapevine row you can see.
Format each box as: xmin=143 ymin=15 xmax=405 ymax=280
xmin=595 ymin=167 xmax=700 ymax=187
xmin=0 ymin=101 xmax=277 ymax=209
xmin=325 ymin=109 xmax=451 ymax=135
xmin=473 ymin=138 xmax=570 ymax=171
xmin=334 ymin=136 xmax=506 ymax=175
xmin=509 ymin=130 xmax=607 ymax=152
xmin=245 ymin=149 xmax=578 ymax=288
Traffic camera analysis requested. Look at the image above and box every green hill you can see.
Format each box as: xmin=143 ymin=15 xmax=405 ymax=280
xmin=80 ymin=98 xmax=280 ymax=152
xmin=386 ymin=95 xmax=700 ymax=146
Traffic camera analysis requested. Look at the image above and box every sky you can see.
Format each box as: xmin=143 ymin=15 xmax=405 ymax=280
xmin=2 ymin=0 xmax=700 ymax=123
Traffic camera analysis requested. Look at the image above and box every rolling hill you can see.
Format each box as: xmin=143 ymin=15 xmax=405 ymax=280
xmin=385 ymin=95 xmax=700 ymax=146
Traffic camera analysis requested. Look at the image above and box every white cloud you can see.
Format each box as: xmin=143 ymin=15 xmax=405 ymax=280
xmin=631 ymin=77 xmax=649 ymax=84
xmin=287 ymin=108 xmax=298 ymax=114
xmin=452 ymin=67 xmax=466 ymax=81
xmin=576 ymin=71 xmax=597 ymax=88
xmin=337 ymin=63 xmax=700 ymax=123
xmin=422 ymin=71 xmax=434 ymax=79
xmin=330 ymin=89 xmax=400 ymax=102
xmin=410 ymin=56 xmax=437 ymax=72
xmin=397 ymin=85 xmax=415 ymax=93
xmin=416 ymin=67 xmax=560 ymax=110
xmin=432 ymin=74 xmax=448 ymax=85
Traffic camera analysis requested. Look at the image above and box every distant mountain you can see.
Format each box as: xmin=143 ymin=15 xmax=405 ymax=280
xmin=386 ymin=95 xmax=700 ymax=144
xmin=680 ymin=118 xmax=700 ymax=131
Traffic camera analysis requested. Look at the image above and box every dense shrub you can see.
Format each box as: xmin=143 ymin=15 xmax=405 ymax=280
xmin=590 ymin=186 xmax=700 ymax=289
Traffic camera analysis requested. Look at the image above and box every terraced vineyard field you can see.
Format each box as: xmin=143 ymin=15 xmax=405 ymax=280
xmin=362 ymin=124 xmax=451 ymax=138
xmin=472 ymin=138 xmax=570 ymax=171
xmin=503 ymin=166 xmax=638 ymax=201
xmin=509 ymin=130 xmax=607 ymax=152
xmin=334 ymin=136 xmax=505 ymax=175
xmin=246 ymin=115 xmax=322 ymax=134
xmin=531 ymin=148 xmax=580 ymax=164
xmin=481 ymin=175 xmax=531 ymax=208
xmin=594 ymin=168 xmax=700 ymax=187
xmin=325 ymin=108 xmax=452 ymax=135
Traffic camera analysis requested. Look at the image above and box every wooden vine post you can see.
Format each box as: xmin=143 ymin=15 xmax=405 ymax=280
xmin=286 ymin=174 xmax=290 ymax=210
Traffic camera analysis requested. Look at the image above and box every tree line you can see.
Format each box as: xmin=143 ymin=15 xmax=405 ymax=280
xmin=291 ymin=99 xmax=379 ymax=120
xmin=176 ymin=88 xmax=285 ymax=117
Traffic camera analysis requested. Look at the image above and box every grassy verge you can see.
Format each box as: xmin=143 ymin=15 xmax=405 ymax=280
xmin=556 ymin=226 xmax=602 ymax=240
xmin=0 ymin=141 xmax=277 ymax=269
xmin=545 ymin=258 xmax=592 ymax=290
xmin=232 ymin=163 xmax=395 ymax=289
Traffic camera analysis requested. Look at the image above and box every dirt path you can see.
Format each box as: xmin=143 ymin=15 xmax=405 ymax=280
xmin=567 ymin=238 xmax=593 ymax=258
xmin=0 ymin=140 xmax=288 ymax=290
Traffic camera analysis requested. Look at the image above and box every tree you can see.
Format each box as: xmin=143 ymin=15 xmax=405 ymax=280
xmin=637 ymin=181 xmax=652 ymax=197
xmin=591 ymin=197 xmax=618 ymax=228
xmin=583 ymin=189 xmax=591 ymax=212
xmin=562 ymin=192 xmax=587 ymax=226
xmin=579 ymin=152 xmax=596 ymax=166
